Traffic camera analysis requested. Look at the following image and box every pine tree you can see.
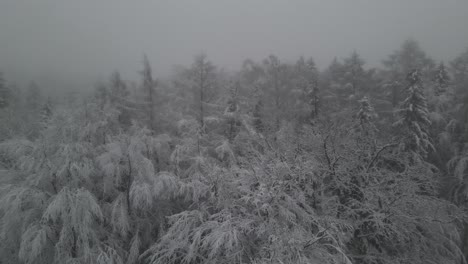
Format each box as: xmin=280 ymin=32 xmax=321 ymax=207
xmin=308 ymin=82 xmax=320 ymax=119
xmin=325 ymin=57 xmax=346 ymax=110
xmin=396 ymin=69 xmax=433 ymax=158
xmin=263 ymin=54 xmax=286 ymax=130
xmin=357 ymin=96 xmax=376 ymax=127
xmin=109 ymin=71 xmax=129 ymax=105
xmin=40 ymin=98 xmax=53 ymax=127
xmin=294 ymin=57 xmax=319 ymax=121
xmin=189 ymin=54 xmax=217 ymax=130
xmin=140 ymin=55 xmax=158 ymax=131
xmin=0 ymin=73 xmax=10 ymax=109
xmin=343 ymin=51 xmax=366 ymax=97
xmin=434 ymin=62 xmax=450 ymax=96
xmin=109 ymin=71 xmax=132 ymax=126
xmin=25 ymin=81 xmax=42 ymax=111
xmin=252 ymin=83 xmax=264 ymax=133
xmin=383 ymin=39 xmax=434 ymax=107
xmin=354 ymin=96 xmax=378 ymax=156
xmin=451 ymin=47 xmax=468 ymax=90
xmin=93 ymin=81 xmax=109 ymax=109
xmin=224 ymin=81 xmax=241 ymax=141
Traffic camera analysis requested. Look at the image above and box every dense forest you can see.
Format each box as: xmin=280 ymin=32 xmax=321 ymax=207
xmin=1 ymin=39 xmax=468 ymax=264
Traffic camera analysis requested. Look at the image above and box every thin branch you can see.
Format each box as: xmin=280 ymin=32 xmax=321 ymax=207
xmin=366 ymin=143 xmax=398 ymax=172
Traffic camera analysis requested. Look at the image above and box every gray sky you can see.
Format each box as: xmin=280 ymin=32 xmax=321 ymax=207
xmin=1 ymin=0 xmax=468 ymax=90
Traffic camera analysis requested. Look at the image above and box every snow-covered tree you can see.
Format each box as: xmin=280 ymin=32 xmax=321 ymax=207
xmin=223 ymin=81 xmax=242 ymax=142
xmin=0 ymin=72 xmax=10 ymax=109
xmin=433 ymin=62 xmax=450 ymax=96
xmin=140 ymin=55 xmax=158 ymax=131
xmin=109 ymin=71 xmax=133 ymax=127
xmin=357 ymin=96 xmax=377 ymax=129
xmin=25 ymin=81 xmax=43 ymax=112
xmin=451 ymin=47 xmax=468 ymax=93
xmin=383 ymin=39 xmax=435 ymax=107
xmin=395 ymin=69 xmax=433 ymax=158
xmin=342 ymin=51 xmax=366 ymax=97
xmin=39 ymin=98 xmax=53 ymax=128
xmin=293 ymin=56 xmax=320 ymax=122
xmin=189 ymin=54 xmax=217 ymax=130
xmin=263 ymin=55 xmax=290 ymax=131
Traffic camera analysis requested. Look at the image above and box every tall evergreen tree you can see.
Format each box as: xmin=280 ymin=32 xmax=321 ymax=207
xmin=434 ymin=62 xmax=450 ymax=96
xmin=109 ymin=71 xmax=132 ymax=126
xmin=0 ymin=73 xmax=10 ymax=109
xmin=383 ymin=39 xmax=434 ymax=107
xmin=451 ymin=47 xmax=468 ymax=97
xmin=396 ymin=69 xmax=433 ymax=158
xmin=263 ymin=55 xmax=290 ymax=130
xmin=293 ymin=56 xmax=319 ymax=121
xmin=25 ymin=81 xmax=42 ymax=112
xmin=252 ymin=83 xmax=264 ymax=133
xmin=308 ymin=82 xmax=320 ymax=120
xmin=40 ymin=98 xmax=53 ymax=127
xmin=109 ymin=71 xmax=129 ymax=105
xmin=357 ymin=96 xmax=376 ymax=127
xmin=342 ymin=51 xmax=366 ymax=97
xmin=324 ymin=57 xmax=346 ymax=111
xmin=140 ymin=55 xmax=158 ymax=131
xmin=189 ymin=54 xmax=217 ymax=130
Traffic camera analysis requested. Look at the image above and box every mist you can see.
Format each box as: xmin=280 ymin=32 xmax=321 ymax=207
xmin=1 ymin=0 xmax=468 ymax=89
xmin=3 ymin=2 xmax=468 ymax=264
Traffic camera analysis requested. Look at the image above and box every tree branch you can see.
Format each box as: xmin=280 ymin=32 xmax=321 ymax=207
xmin=366 ymin=143 xmax=398 ymax=172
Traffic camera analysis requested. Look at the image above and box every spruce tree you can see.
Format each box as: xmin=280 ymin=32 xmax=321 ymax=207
xmin=343 ymin=51 xmax=366 ymax=96
xmin=396 ymin=69 xmax=433 ymax=158
xmin=357 ymin=96 xmax=376 ymax=127
xmin=308 ymin=82 xmax=320 ymax=119
xmin=354 ymin=96 xmax=377 ymax=149
xmin=434 ymin=62 xmax=450 ymax=96
xmin=40 ymin=98 xmax=53 ymax=127
xmin=189 ymin=54 xmax=216 ymax=130
xmin=140 ymin=55 xmax=157 ymax=131
xmin=383 ymin=39 xmax=434 ymax=107
xmin=25 ymin=81 xmax=42 ymax=111
xmin=0 ymin=73 xmax=10 ymax=109
xmin=252 ymin=83 xmax=264 ymax=133
xmin=109 ymin=71 xmax=132 ymax=127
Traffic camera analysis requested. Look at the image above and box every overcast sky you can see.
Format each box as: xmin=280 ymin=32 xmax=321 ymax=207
xmin=1 ymin=0 xmax=468 ymax=90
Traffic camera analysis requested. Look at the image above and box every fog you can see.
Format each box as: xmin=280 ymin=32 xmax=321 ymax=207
xmin=1 ymin=0 xmax=468 ymax=90
xmin=4 ymin=2 xmax=468 ymax=263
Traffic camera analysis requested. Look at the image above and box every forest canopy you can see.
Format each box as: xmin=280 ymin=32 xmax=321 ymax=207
xmin=1 ymin=39 xmax=468 ymax=264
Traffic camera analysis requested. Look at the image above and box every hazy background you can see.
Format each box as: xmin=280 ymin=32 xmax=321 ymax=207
xmin=1 ymin=0 xmax=468 ymax=91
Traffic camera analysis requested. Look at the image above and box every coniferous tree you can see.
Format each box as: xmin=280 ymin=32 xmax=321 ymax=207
xmin=39 ymin=98 xmax=53 ymax=128
xmin=434 ymin=62 xmax=450 ymax=96
xmin=25 ymin=81 xmax=42 ymax=112
xmin=383 ymin=39 xmax=434 ymax=107
xmin=140 ymin=55 xmax=158 ymax=131
xmin=109 ymin=71 xmax=132 ymax=127
xmin=324 ymin=58 xmax=345 ymax=111
xmin=343 ymin=51 xmax=366 ymax=97
xmin=189 ymin=54 xmax=217 ymax=130
xmin=396 ymin=69 xmax=433 ymax=158
xmin=293 ymin=57 xmax=319 ymax=122
xmin=308 ymin=82 xmax=320 ymax=120
xmin=252 ymin=83 xmax=264 ymax=134
xmin=93 ymin=81 xmax=109 ymax=109
xmin=223 ymin=81 xmax=241 ymax=142
xmin=263 ymin=54 xmax=287 ymax=131
xmin=451 ymin=47 xmax=468 ymax=94
xmin=0 ymin=73 xmax=10 ymax=109
xmin=357 ymin=96 xmax=376 ymax=128
xmin=109 ymin=71 xmax=129 ymax=104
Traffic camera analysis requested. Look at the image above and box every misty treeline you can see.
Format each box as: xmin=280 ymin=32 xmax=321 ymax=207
xmin=1 ymin=39 xmax=468 ymax=264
